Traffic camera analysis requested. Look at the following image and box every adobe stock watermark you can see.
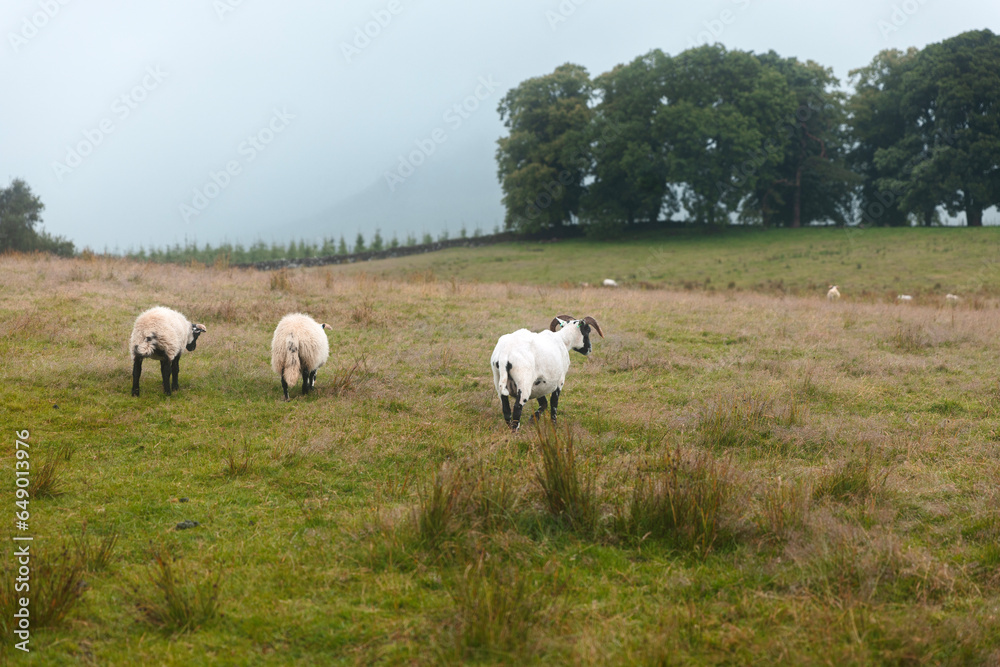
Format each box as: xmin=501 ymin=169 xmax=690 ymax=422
xmin=7 ymin=0 xmax=71 ymax=53
xmin=178 ymin=107 xmax=294 ymax=223
xmin=341 ymin=0 xmax=403 ymax=63
xmin=546 ymin=0 xmax=587 ymax=31
xmin=383 ymin=76 xmax=499 ymax=192
xmin=688 ymin=0 xmax=752 ymax=48
xmin=877 ymin=0 xmax=931 ymax=39
xmin=213 ymin=0 xmax=247 ymax=21
xmin=51 ymin=66 xmax=168 ymax=182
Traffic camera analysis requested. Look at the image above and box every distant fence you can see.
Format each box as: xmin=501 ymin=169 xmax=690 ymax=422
xmin=238 ymin=232 xmax=518 ymax=271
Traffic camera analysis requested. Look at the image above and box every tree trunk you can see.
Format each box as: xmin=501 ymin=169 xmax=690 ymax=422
xmin=791 ymin=164 xmax=803 ymax=228
xmin=966 ymin=206 xmax=983 ymax=227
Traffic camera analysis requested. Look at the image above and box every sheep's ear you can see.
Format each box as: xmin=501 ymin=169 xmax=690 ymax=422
xmin=582 ymin=316 xmax=604 ymax=338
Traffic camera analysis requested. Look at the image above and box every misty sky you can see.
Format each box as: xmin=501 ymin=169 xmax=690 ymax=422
xmin=3 ymin=1 xmax=999 ymax=251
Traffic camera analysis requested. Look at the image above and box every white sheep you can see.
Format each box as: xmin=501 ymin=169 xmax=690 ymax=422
xmin=603 ymin=279 xmax=619 ymax=287
xmin=946 ymin=293 xmax=960 ymax=303
xmin=490 ymin=314 xmax=604 ymax=431
xmin=270 ymin=313 xmax=330 ymax=400
xmin=897 ymin=294 xmax=913 ymax=302
xmin=827 ymin=285 xmax=841 ymax=301
xmin=129 ymin=306 xmax=206 ymax=397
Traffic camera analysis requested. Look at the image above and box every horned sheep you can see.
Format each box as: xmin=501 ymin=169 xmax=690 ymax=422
xmin=129 ymin=306 xmax=206 ymax=397
xmin=270 ymin=313 xmax=331 ymax=400
xmin=490 ymin=314 xmax=604 ymax=431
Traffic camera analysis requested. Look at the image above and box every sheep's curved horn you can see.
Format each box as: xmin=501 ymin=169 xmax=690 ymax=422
xmin=583 ymin=316 xmax=604 ymax=338
xmin=193 ymin=323 xmax=207 ymax=333
xmin=550 ymin=315 xmax=575 ymax=331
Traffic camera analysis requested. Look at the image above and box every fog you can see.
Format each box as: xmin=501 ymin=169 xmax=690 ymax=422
xmin=2 ymin=0 xmax=997 ymax=251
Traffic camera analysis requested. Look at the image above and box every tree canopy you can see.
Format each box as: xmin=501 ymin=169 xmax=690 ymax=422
xmin=0 ymin=178 xmax=74 ymax=256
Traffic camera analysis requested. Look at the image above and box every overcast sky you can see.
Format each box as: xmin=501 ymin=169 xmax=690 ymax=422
xmin=3 ymin=1 xmax=998 ymax=251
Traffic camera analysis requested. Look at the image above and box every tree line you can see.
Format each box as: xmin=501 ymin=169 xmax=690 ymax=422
xmin=495 ymin=30 xmax=1000 ymax=234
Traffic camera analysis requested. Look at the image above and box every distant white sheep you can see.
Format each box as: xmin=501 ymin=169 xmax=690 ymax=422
xmin=490 ymin=314 xmax=604 ymax=431
xmin=603 ymin=279 xmax=618 ymax=287
xmin=827 ymin=285 xmax=841 ymax=301
xmin=946 ymin=294 xmax=960 ymax=303
xmin=897 ymin=294 xmax=913 ymax=302
xmin=270 ymin=313 xmax=330 ymax=400
xmin=129 ymin=306 xmax=206 ymax=397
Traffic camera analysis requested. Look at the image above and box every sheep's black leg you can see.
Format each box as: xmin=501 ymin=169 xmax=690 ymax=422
xmin=171 ymin=353 xmax=181 ymax=391
xmin=550 ymin=387 xmax=560 ymax=423
xmin=160 ymin=358 xmax=172 ymax=396
xmin=501 ymin=395 xmax=512 ymax=425
xmin=309 ymin=370 xmax=317 ymax=389
xmin=510 ymin=390 xmax=524 ymax=431
xmin=302 ymin=373 xmax=310 ymax=396
xmin=532 ymin=396 xmax=548 ymax=422
xmin=131 ymin=357 xmax=143 ymax=397
xmin=281 ymin=377 xmax=289 ymax=401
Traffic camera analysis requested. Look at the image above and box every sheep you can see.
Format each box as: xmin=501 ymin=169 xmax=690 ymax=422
xmin=897 ymin=294 xmax=913 ymax=302
xmin=946 ymin=293 xmax=960 ymax=303
xmin=827 ymin=285 xmax=841 ymax=301
xmin=270 ymin=313 xmax=330 ymax=400
xmin=603 ymin=279 xmax=619 ymax=287
xmin=490 ymin=314 xmax=604 ymax=431
xmin=129 ymin=306 xmax=206 ymax=397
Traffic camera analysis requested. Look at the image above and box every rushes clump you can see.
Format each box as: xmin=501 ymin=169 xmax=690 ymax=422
xmin=756 ymin=476 xmax=810 ymax=541
xmin=133 ymin=547 xmax=222 ymax=633
xmin=29 ymin=457 xmax=64 ymax=499
xmin=697 ymin=391 xmax=774 ymax=451
xmin=448 ymin=555 xmax=557 ymax=658
xmin=534 ymin=423 xmax=598 ymax=534
xmin=415 ymin=465 xmax=469 ymax=551
xmin=0 ymin=545 xmax=87 ymax=634
xmin=813 ymin=451 xmax=891 ymax=503
xmin=614 ymin=446 xmax=737 ymax=556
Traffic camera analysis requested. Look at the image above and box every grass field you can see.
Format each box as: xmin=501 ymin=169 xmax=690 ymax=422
xmin=2 ymin=228 xmax=1000 ymax=665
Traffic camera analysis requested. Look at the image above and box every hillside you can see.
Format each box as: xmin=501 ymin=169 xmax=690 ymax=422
xmin=1 ymin=242 xmax=999 ymax=664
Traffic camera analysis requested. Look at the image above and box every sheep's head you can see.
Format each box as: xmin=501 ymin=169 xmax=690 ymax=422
xmin=320 ymin=323 xmax=331 ymax=331
xmin=186 ymin=323 xmax=207 ymax=351
xmin=550 ymin=315 xmax=604 ymax=355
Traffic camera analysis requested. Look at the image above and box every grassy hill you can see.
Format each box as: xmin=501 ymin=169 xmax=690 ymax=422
xmin=324 ymin=226 xmax=1000 ymax=299
xmin=2 ymin=231 xmax=1000 ymax=664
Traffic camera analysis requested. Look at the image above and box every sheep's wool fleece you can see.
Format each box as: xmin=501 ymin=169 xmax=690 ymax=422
xmin=270 ymin=313 xmax=330 ymax=376
xmin=130 ymin=306 xmax=194 ymax=361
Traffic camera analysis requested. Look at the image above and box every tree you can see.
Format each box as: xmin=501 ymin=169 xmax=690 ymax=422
xmin=744 ymin=53 xmax=856 ymax=227
xmin=496 ymin=63 xmax=593 ymax=233
xmin=847 ymin=48 xmax=919 ymax=226
xmin=889 ymin=30 xmax=1000 ymax=226
xmin=0 ymin=178 xmax=74 ymax=256
xmin=354 ymin=232 xmax=366 ymax=253
xmin=660 ymin=45 xmax=794 ymax=225
xmin=583 ymin=50 xmax=677 ymax=234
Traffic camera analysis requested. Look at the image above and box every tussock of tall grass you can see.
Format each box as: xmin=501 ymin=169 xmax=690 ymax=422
xmin=534 ymin=423 xmax=598 ymax=534
xmin=415 ymin=465 xmax=469 ymax=551
xmin=0 ymin=544 xmax=88 ymax=635
xmin=813 ymin=451 xmax=891 ymax=503
xmin=697 ymin=390 xmax=783 ymax=452
xmin=756 ymin=476 xmax=811 ymax=541
xmin=268 ymin=268 xmax=292 ymax=291
xmin=29 ymin=457 xmax=64 ymax=499
xmin=132 ymin=547 xmax=222 ymax=633
xmin=74 ymin=522 xmax=119 ymax=573
xmin=887 ymin=323 xmax=930 ymax=353
xmin=446 ymin=555 xmax=559 ymax=659
xmin=613 ymin=446 xmax=739 ymax=555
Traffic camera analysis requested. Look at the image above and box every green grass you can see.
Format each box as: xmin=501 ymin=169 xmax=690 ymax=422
xmin=2 ymin=229 xmax=1000 ymax=664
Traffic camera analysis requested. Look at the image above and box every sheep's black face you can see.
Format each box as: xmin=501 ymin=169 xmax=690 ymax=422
xmin=186 ymin=324 xmax=206 ymax=351
xmin=573 ymin=321 xmax=592 ymax=356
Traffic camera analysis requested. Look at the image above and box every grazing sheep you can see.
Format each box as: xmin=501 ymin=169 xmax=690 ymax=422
xmin=897 ymin=294 xmax=913 ymax=302
xmin=827 ymin=285 xmax=841 ymax=301
xmin=270 ymin=313 xmax=330 ymax=400
xmin=129 ymin=306 xmax=206 ymax=397
xmin=490 ymin=314 xmax=604 ymax=431
xmin=946 ymin=293 xmax=960 ymax=303
xmin=603 ymin=279 xmax=619 ymax=287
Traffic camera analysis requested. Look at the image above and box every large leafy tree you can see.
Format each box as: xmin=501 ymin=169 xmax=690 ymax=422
xmin=745 ymin=53 xmax=856 ymax=227
xmin=887 ymin=30 xmax=1000 ymax=227
xmin=660 ymin=45 xmax=794 ymax=225
xmin=496 ymin=64 xmax=593 ymax=233
xmin=582 ymin=50 xmax=676 ymax=233
xmin=846 ymin=48 xmax=917 ymax=226
xmin=0 ymin=178 xmax=74 ymax=256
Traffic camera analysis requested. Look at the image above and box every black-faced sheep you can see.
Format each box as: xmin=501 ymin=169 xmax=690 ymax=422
xmin=270 ymin=313 xmax=330 ymax=400
xmin=490 ymin=314 xmax=604 ymax=431
xmin=129 ymin=306 xmax=206 ymax=397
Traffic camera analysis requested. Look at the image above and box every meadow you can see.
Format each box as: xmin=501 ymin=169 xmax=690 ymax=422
xmin=1 ymin=227 xmax=1000 ymax=665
